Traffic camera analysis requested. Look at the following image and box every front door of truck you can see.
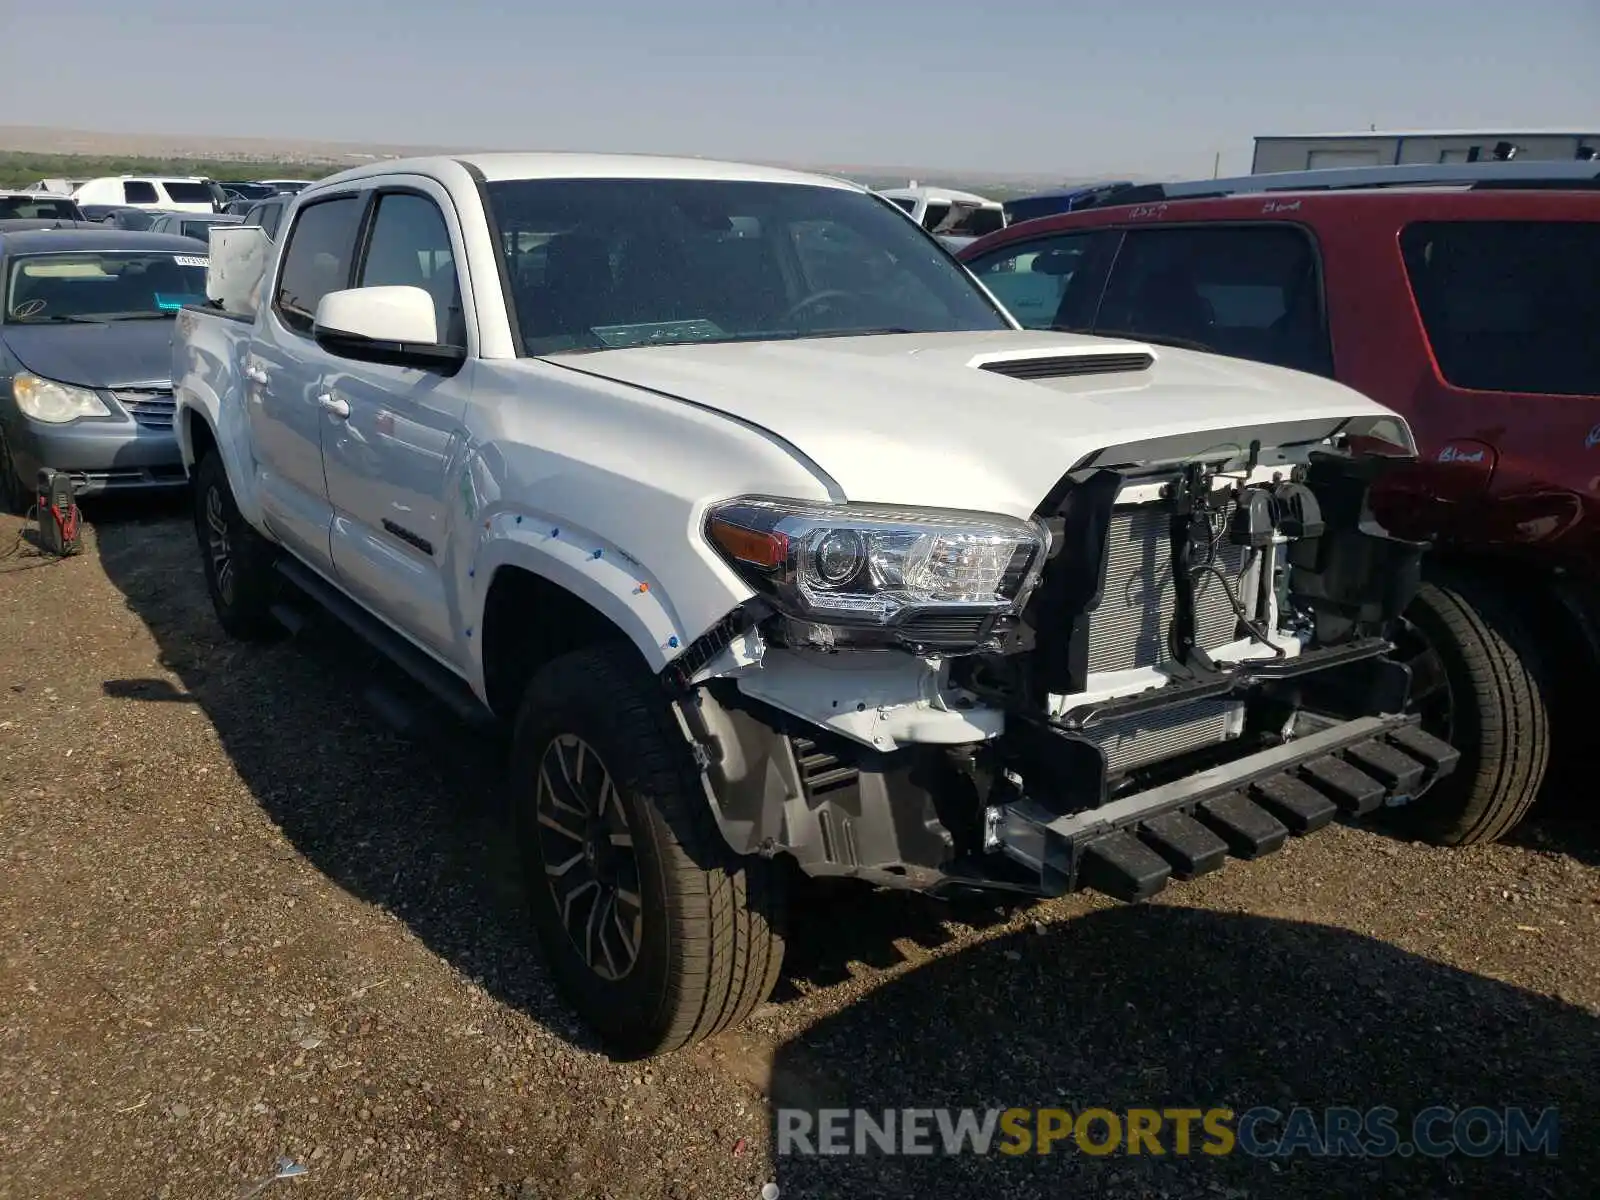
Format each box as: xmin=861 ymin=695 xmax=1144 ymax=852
xmin=247 ymin=193 xmax=367 ymax=573
xmin=319 ymin=185 xmax=473 ymax=660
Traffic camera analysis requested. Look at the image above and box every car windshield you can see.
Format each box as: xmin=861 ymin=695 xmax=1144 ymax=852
xmin=0 ymin=197 xmax=79 ymax=220
xmin=4 ymin=250 xmax=209 ymax=323
xmin=485 ymin=178 xmax=1009 ymax=354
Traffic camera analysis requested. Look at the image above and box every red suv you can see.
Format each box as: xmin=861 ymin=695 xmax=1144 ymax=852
xmin=961 ymin=181 xmax=1600 ymax=846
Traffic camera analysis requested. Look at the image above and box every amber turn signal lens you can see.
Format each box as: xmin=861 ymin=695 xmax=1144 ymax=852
xmin=708 ymin=517 xmax=788 ymax=570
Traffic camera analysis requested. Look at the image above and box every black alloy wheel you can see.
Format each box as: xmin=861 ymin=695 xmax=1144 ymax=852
xmin=534 ymin=733 xmax=644 ymax=982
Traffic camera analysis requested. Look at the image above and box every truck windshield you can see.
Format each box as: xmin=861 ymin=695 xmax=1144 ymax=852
xmin=485 ymin=178 xmax=1010 ymax=354
xmin=4 ymin=251 xmax=208 ymax=323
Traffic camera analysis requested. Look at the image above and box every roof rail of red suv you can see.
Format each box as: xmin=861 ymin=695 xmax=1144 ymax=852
xmin=1074 ymin=161 xmax=1600 ymax=213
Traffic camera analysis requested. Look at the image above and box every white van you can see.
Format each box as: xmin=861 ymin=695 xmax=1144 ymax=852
xmin=72 ymin=176 xmax=223 ymax=213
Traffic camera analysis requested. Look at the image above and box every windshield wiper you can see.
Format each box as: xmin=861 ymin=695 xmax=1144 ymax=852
xmin=1089 ymin=327 xmax=1215 ymax=354
xmin=792 ymin=327 xmax=917 ymax=340
xmin=97 ymin=312 xmax=176 ymax=321
xmin=18 ymin=314 xmax=110 ymax=324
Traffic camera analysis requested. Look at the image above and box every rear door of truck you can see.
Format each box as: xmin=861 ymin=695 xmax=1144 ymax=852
xmin=245 ymin=192 xmax=367 ymax=572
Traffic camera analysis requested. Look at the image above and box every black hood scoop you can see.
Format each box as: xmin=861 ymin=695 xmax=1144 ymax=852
xmin=977 ymin=350 xmax=1154 ymax=381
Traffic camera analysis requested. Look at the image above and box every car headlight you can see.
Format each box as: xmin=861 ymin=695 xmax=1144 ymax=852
xmin=705 ymin=497 xmax=1049 ymax=629
xmin=12 ymin=373 xmax=111 ymax=423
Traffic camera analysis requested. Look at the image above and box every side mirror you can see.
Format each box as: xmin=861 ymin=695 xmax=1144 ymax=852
xmin=313 ymin=286 xmax=465 ymax=371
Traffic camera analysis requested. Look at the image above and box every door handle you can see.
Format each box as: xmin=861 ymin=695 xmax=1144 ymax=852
xmin=316 ymin=392 xmax=351 ymax=419
xmin=244 ymin=364 xmax=269 ymax=385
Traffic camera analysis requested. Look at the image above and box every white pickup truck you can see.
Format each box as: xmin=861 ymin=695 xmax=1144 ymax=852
xmin=173 ymin=153 xmax=1458 ymax=1057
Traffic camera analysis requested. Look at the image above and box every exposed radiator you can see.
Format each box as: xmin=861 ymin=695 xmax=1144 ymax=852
xmin=1086 ymin=504 xmax=1250 ymax=674
xmin=1081 ymin=697 xmax=1243 ymax=774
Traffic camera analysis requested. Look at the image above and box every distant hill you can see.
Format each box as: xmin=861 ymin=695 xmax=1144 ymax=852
xmin=0 ymin=124 xmax=1143 ymax=197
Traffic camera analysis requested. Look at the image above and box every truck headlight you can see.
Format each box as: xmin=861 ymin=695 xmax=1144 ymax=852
xmin=705 ymin=497 xmax=1048 ymax=627
xmin=12 ymin=373 xmax=111 ymax=424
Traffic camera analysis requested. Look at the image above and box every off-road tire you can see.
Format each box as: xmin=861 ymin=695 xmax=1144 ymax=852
xmin=1387 ymin=576 xmax=1548 ymax=846
xmin=193 ymin=451 xmax=280 ymax=641
xmin=511 ymin=644 xmax=785 ymax=1058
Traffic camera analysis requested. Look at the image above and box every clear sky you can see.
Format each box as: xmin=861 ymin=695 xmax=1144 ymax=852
xmin=1 ymin=0 xmax=1595 ymax=178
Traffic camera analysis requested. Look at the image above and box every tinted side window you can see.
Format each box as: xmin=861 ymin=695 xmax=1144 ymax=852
xmin=273 ymin=196 xmax=363 ymax=334
xmin=164 ymin=182 xmax=214 ymax=204
xmin=1096 ymin=225 xmax=1332 ymax=375
xmin=246 ymin=201 xmax=284 ymax=238
xmin=966 ymin=232 xmax=1107 ymax=329
xmin=357 ymin=192 xmax=463 ymax=344
xmin=1402 ymin=220 xmax=1599 ymax=396
xmin=123 ymin=180 xmax=158 ymax=204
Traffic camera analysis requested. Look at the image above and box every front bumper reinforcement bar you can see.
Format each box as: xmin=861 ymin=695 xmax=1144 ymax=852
xmin=994 ymin=713 xmax=1459 ymax=901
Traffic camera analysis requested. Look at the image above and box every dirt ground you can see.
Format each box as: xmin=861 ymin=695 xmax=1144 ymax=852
xmin=1 ymin=497 xmax=1597 ymax=1200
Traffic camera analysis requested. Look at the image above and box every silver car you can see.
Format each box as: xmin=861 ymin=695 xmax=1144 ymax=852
xmin=0 ymin=228 xmax=207 ymax=509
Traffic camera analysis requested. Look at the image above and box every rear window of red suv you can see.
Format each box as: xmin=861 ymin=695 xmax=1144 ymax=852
xmin=1401 ymin=220 xmax=1599 ymax=396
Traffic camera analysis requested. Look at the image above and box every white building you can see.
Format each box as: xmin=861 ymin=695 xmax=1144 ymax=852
xmin=1252 ymin=129 xmax=1599 ymax=174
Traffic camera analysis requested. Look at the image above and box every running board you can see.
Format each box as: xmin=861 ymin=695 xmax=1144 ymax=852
xmin=272 ymin=558 xmax=495 ymax=730
xmin=994 ymin=714 xmax=1458 ymax=901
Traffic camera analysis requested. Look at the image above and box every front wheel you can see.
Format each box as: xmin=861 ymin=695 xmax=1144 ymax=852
xmin=1385 ymin=576 xmax=1549 ymax=845
xmin=193 ymin=451 xmax=280 ymax=641
xmin=511 ymin=644 xmax=785 ymax=1058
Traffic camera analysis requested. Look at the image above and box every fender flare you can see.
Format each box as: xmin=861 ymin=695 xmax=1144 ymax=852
xmin=174 ymin=377 xmax=264 ymax=530
xmin=470 ymin=511 xmax=693 ymax=675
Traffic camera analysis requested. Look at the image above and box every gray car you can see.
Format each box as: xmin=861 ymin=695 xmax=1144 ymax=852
xmin=146 ymin=211 xmax=244 ymax=243
xmin=0 ymin=228 xmax=207 ymax=509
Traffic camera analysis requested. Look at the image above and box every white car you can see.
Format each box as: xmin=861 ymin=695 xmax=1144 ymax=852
xmin=72 ymin=176 xmax=223 ymax=213
xmin=173 ymin=153 xmax=1459 ymax=1057
xmin=878 ymin=182 xmax=1008 ymax=244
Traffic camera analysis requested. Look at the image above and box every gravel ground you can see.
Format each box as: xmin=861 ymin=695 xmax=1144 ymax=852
xmin=1 ymin=498 xmax=1597 ymax=1200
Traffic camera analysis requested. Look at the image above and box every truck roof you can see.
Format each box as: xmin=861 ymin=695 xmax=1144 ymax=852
xmin=313 ymin=152 xmax=864 ymax=192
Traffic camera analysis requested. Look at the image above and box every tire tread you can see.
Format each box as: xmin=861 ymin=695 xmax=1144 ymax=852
xmin=1404 ymin=576 xmax=1548 ymax=846
xmin=514 ymin=644 xmax=783 ymax=1056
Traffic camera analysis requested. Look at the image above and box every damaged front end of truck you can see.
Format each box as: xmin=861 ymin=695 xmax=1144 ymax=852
xmin=669 ymin=416 xmax=1459 ymax=902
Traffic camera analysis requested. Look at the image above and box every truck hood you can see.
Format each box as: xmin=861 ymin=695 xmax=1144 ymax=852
xmin=3 ymin=320 xmax=176 ymax=389
xmin=544 ymin=330 xmax=1402 ymax=517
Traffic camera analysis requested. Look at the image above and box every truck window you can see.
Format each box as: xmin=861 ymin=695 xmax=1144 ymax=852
xmin=1401 ymin=220 xmax=1600 ymax=396
xmin=273 ymin=196 xmax=364 ymax=334
xmin=123 ymin=180 xmax=158 ymax=204
xmin=357 ymin=192 xmax=463 ymax=346
xmin=966 ymin=231 xmax=1109 ymax=330
xmin=247 ymin=201 xmax=284 ymax=239
xmin=1095 ymin=225 xmax=1333 ymax=376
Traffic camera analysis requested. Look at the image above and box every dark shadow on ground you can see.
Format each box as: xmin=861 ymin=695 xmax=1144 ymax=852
xmin=92 ymin=500 xmax=603 ymax=1049
xmin=767 ymin=905 xmax=1599 ymax=1199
